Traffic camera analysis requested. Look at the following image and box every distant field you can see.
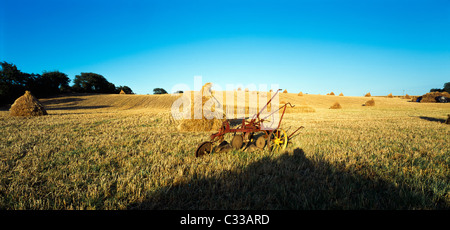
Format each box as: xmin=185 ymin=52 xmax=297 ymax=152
xmin=0 ymin=92 xmax=449 ymax=209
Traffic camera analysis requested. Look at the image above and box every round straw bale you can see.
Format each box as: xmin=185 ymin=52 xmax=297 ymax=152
xmin=329 ymin=102 xmax=342 ymax=109
xmin=363 ymin=98 xmax=375 ymax=106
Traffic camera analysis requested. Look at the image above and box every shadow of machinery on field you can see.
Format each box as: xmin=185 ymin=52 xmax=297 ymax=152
xmin=128 ymin=148 xmax=447 ymax=210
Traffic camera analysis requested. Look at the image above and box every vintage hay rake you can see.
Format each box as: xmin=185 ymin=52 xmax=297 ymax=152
xmin=195 ymin=89 xmax=304 ymax=157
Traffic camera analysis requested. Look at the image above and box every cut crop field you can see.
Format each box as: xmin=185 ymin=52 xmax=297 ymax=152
xmin=0 ymin=93 xmax=449 ymax=209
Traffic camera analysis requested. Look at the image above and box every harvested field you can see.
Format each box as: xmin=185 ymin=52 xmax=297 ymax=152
xmin=0 ymin=92 xmax=449 ymax=210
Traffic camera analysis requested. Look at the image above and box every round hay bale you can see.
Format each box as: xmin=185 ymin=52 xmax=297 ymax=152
xmin=10 ymin=91 xmax=48 ymax=116
xmin=298 ymin=92 xmax=303 ymax=96
xmin=339 ymin=92 xmax=344 ymax=96
xmin=365 ymin=92 xmax=371 ymax=97
xmin=387 ymin=93 xmax=393 ymax=98
xmin=329 ymin=92 xmax=335 ymax=96
xmin=363 ymin=98 xmax=375 ymax=106
xmin=329 ymin=102 xmax=342 ymax=109
xmin=283 ymin=89 xmax=288 ymax=93
xmin=119 ymin=89 xmax=126 ymax=94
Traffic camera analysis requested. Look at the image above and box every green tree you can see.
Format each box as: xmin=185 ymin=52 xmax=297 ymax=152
xmin=430 ymin=82 xmax=450 ymax=94
xmin=27 ymin=71 xmax=70 ymax=97
xmin=72 ymin=72 xmax=116 ymax=93
xmin=153 ymin=88 xmax=168 ymax=94
xmin=0 ymin=62 xmax=31 ymax=105
xmin=40 ymin=71 xmax=70 ymax=94
xmin=444 ymin=82 xmax=450 ymax=94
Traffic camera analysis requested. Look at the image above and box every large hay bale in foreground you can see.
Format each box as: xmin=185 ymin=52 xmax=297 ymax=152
xmin=178 ymin=117 xmax=224 ymax=132
xmin=329 ymin=102 xmax=342 ymax=109
xmin=177 ymin=83 xmax=225 ymax=132
xmin=10 ymin=91 xmax=47 ymax=116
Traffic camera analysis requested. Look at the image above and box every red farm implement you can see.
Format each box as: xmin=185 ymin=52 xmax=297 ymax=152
xmin=195 ymin=89 xmax=304 ymax=157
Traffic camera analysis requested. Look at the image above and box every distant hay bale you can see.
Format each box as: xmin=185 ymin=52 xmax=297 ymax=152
xmin=329 ymin=102 xmax=342 ymax=109
xmin=404 ymin=94 xmax=411 ymax=99
xmin=329 ymin=92 xmax=335 ymax=96
xmin=363 ymin=98 xmax=375 ymax=106
xmin=387 ymin=93 xmax=393 ymax=98
xmin=365 ymin=92 xmax=371 ymax=97
xmin=283 ymin=89 xmax=288 ymax=93
xmin=10 ymin=91 xmax=48 ymax=116
xmin=119 ymin=89 xmax=126 ymax=94
xmin=339 ymin=92 xmax=344 ymax=96
xmin=298 ymin=92 xmax=303 ymax=96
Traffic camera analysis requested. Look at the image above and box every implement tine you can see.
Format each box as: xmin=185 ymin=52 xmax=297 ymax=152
xmin=288 ymin=126 xmax=304 ymax=140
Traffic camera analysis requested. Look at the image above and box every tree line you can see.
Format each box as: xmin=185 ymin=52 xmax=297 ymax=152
xmin=430 ymin=82 xmax=450 ymax=94
xmin=0 ymin=61 xmax=133 ymax=106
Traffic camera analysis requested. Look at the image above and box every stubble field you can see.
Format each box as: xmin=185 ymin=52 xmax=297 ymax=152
xmin=0 ymin=93 xmax=449 ymax=209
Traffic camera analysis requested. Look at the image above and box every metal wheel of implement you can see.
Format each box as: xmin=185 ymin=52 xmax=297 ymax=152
xmin=255 ymin=136 xmax=266 ymax=149
xmin=195 ymin=141 xmax=213 ymax=157
xmin=231 ymin=134 xmax=244 ymax=150
xmin=268 ymin=129 xmax=288 ymax=152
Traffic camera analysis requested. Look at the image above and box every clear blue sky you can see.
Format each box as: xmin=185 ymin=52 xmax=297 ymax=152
xmin=1 ymin=0 xmax=449 ymax=95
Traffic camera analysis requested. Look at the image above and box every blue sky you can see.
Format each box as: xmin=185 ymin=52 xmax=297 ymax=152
xmin=1 ymin=0 xmax=449 ymax=95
